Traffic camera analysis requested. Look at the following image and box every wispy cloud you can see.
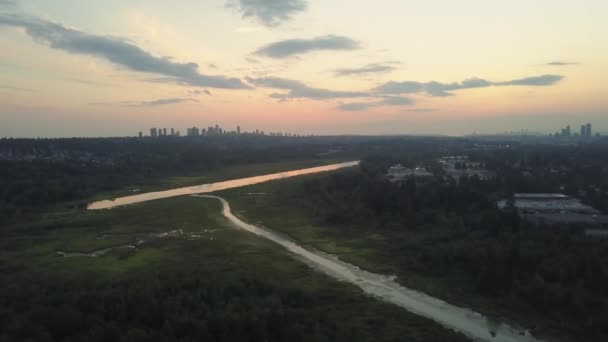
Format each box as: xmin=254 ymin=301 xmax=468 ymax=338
xmin=249 ymin=73 xmax=563 ymax=108
xmin=0 ymin=0 xmax=17 ymax=8
xmin=547 ymin=61 xmax=579 ymax=66
xmin=378 ymin=96 xmax=414 ymax=106
xmin=0 ymin=85 xmax=34 ymax=92
xmin=337 ymin=96 xmax=415 ymax=111
xmin=89 ymin=98 xmax=197 ymax=107
xmin=336 ymin=102 xmax=376 ymax=111
xmin=254 ymin=35 xmax=359 ymax=58
xmin=410 ymin=108 xmax=437 ymax=112
xmin=496 ymin=75 xmax=564 ymax=86
xmin=0 ymin=13 xmax=250 ymax=89
xmin=333 ymin=62 xmax=399 ymax=77
xmin=189 ymin=89 xmax=212 ymax=96
xmin=226 ymin=0 xmax=308 ymax=27
xmin=60 ymin=77 xmax=111 ymax=87
xmin=375 ymin=75 xmax=564 ymax=97
xmin=246 ymin=76 xmax=367 ymax=100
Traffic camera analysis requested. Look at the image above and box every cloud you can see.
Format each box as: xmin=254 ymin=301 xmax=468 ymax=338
xmin=0 ymin=85 xmax=34 ymax=92
xmin=0 ymin=0 xmax=17 ymax=8
xmin=89 ymin=98 xmax=197 ymax=107
xmin=375 ymin=75 xmax=563 ymax=97
xmin=497 ymin=74 xmax=564 ymax=86
xmin=410 ymin=108 xmax=437 ymax=112
xmin=337 ymin=102 xmax=375 ymax=111
xmin=333 ymin=62 xmax=399 ymax=77
xmin=246 ymin=76 xmax=367 ymax=100
xmin=0 ymin=13 xmax=250 ymax=89
xmin=248 ymin=72 xmax=562 ymax=109
xmin=337 ymin=96 xmax=415 ymax=111
xmin=190 ymin=89 xmax=212 ymax=96
xmin=379 ymin=96 xmax=415 ymax=106
xmin=254 ymin=35 xmax=359 ymax=58
xmin=60 ymin=77 xmax=111 ymax=87
xmin=227 ymin=0 xmax=307 ymax=27
xmin=547 ymin=61 xmax=579 ymax=66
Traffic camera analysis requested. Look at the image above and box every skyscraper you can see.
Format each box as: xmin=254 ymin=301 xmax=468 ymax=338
xmin=586 ymin=123 xmax=592 ymax=137
xmin=237 ymin=126 xmax=241 ymax=135
xmin=150 ymin=128 xmax=158 ymax=137
xmin=580 ymin=125 xmax=586 ymax=137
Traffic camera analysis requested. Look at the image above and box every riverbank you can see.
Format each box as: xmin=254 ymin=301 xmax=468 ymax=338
xmin=196 ymin=195 xmax=540 ymax=342
xmin=88 ymin=161 xmax=359 ymax=210
xmin=1 ymin=193 xmax=470 ymax=341
xmin=89 ymin=157 xmax=354 ymax=202
xmin=217 ymin=174 xmax=585 ymax=342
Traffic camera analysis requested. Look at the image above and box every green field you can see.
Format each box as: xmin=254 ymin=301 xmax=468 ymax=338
xmin=217 ymin=172 xmax=575 ymax=342
xmin=1 ymin=190 xmax=468 ymax=341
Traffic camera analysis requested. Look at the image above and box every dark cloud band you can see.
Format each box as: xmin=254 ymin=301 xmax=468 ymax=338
xmin=89 ymin=98 xmax=197 ymax=107
xmin=227 ymin=0 xmax=307 ymax=27
xmin=0 ymin=14 xmax=250 ymax=89
xmin=247 ymin=76 xmax=367 ymax=99
xmin=254 ymin=35 xmax=359 ymax=58
xmin=333 ymin=62 xmax=398 ymax=77
xmin=375 ymin=75 xmax=564 ymax=97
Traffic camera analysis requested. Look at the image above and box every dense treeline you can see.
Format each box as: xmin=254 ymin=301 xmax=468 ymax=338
xmin=0 ymin=135 xmax=498 ymax=220
xmin=279 ymin=148 xmax=608 ymax=340
xmin=4 ymin=268 xmax=445 ymax=342
xmin=0 ymin=136 xmax=353 ymax=219
xmin=476 ymin=144 xmax=608 ymax=211
xmin=0 ymin=194 xmax=469 ymax=342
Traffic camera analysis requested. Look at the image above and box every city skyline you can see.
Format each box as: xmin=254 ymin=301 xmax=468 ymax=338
xmin=1 ymin=1 xmax=608 ymax=137
xmin=147 ymin=124 xmax=305 ymax=138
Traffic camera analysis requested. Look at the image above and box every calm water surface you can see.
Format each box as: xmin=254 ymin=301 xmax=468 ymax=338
xmin=88 ymin=161 xmax=359 ymax=210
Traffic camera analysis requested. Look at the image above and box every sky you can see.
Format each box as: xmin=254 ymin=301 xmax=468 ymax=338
xmin=0 ymin=0 xmax=607 ymax=137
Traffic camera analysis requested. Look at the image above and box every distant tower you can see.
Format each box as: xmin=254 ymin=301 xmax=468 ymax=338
xmin=150 ymin=128 xmax=157 ymax=137
xmin=138 ymin=131 xmax=143 ymax=138
xmin=580 ymin=125 xmax=586 ymax=137
xmin=171 ymin=128 xmax=175 ymax=136
xmin=163 ymin=128 xmax=167 ymax=136
xmin=237 ymin=126 xmax=241 ymax=135
xmin=566 ymin=125 xmax=571 ymax=136
xmin=586 ymin=123 xmax=592 ymax=137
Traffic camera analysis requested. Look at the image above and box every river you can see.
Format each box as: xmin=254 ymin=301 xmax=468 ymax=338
xmin=87 ymin=161 xmax=543 ymax=342
xmin=88 ymin=161 xmax=360 ymax=210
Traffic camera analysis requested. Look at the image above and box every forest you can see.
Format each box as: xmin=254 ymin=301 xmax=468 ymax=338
xmin=0 ymin=192 xmax=468 ymax=342
xmin=3 ymin=136 xmax=608 ymax=341
xmin=0 ymin=136 xmax=361 ymax=220
xmin=220 ymin=143 xmax=608 ymax=341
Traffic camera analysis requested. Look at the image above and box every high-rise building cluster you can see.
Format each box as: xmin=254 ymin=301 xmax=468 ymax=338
xmin=554 ymin=122 xmax=595 ymax=138
xmin=149 ymin=127 xmax=181 ymax=137
xmin=140 ymin=125 xmax=302 ymax=138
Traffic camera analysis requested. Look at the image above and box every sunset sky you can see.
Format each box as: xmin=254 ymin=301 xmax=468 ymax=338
xmin=1 ymin=0 xmax=607 ymax=137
